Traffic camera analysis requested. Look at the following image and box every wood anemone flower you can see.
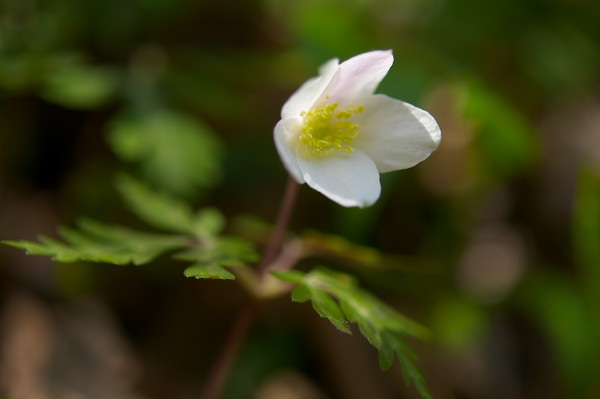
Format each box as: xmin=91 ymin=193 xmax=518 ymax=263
xmin=274 ymin=50 xmax=441 ymax=208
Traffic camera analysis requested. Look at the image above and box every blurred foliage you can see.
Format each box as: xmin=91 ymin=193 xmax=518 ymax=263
xmin=40 ymin=61 xmax=119 ymax=109
xmin=460 ymin=81 xmax=539 ymax=181
xmin=517 ymin=168 xmax=600 ymax=398
xmin=2 ymin=0 xmax=600 ymax=398
xmin=108 ymin=110 xmax=223 ymax=198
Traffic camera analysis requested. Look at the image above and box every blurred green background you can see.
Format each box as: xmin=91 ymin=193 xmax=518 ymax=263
xmin=1 ymin=0 xmax=600 ymax=398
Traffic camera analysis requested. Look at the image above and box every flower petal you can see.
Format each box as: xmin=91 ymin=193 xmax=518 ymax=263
xmin=274 ymin=118 xmax=304 ymax=183
xmin=296 ymin=150 xmax=381 ymax=208
xmin=281 ymin=58 xmax=339 ymax=119
xmin=353 ymin=94 xmax=441 ymax=173
xmin=325 ymin=50 xmax=393 ymax=103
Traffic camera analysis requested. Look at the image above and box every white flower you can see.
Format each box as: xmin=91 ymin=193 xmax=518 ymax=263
xmin=274 ymin=50 xmax=441 ymax=208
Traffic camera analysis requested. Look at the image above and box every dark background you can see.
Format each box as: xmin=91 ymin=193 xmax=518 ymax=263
xmin=1 ymin=0 xmax=600 ymax=398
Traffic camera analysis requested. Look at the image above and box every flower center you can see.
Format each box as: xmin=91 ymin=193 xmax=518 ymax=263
xmin=299 ymin=102 xmax=364 ymax=158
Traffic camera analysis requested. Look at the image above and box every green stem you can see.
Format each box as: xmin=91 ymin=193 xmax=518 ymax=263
xmin=199 ymin=176 xmax=299 ymax=399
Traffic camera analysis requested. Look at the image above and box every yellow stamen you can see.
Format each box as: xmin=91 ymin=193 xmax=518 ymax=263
xmin=299 ymin=103 xmax=364 ymax=158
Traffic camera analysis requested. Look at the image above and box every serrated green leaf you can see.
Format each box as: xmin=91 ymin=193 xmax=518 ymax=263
xmin=310 ymin=289 xmax=351 ymax=333
xmin=77 ymin=219 xmax=187 ymax=263
xmin=184 ymin=263 xmax=235 ymax=280
xmin=380 ymin=331 xmax=432 ymax=399
xmin=305 ymin=269 xmax=429 ymax=339
xmin=272 ymin=267 xmax=431 ymax=398
xmin=175 ymin=236 xmax=258 ymax=281
xmin=3 ymin=237 xmax=83 ymax=263
xmin=3 ymin=182 xmax=256 ymax=280
xmin=4 ymin=219 xmax=257 ymax=281
xmin=339 ymin=297 xmax=359 ymax=322
xmin=377 ymin=337 xmax=396 ymax=371
xmin=290 ymin=285 xmax=311 ymax=303
xmin=356 ymin=318 xmax=381 ymax=349
xmin=4 ymin=219 xmax=187 ymax=265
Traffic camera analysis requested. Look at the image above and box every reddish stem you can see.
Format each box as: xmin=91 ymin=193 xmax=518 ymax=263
xmin=198 ymin=303 xmax=259 ymax=399
xmin=257 ymin=177 xmax=299 ymax=277
xmin=198 ymin=176 xmax=299 ymax=399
